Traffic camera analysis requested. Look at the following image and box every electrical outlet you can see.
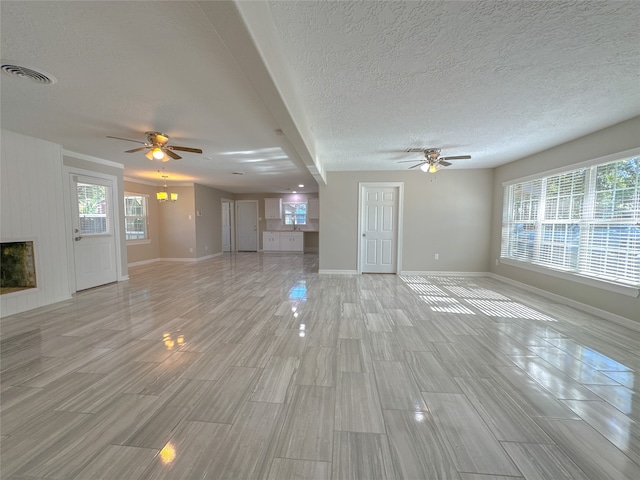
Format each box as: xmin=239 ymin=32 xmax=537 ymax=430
xmin=434 ymin=253 xmax=439 ymax=260
xmin=495 ymin=258 xmax=499 ymax=265
xmin=189 ymin=247 xmax=193 ymax=253
xmin=205 ymin=246 xmax=208 ymax=251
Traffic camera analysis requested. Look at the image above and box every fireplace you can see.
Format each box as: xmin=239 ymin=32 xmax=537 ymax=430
xmin=1 ymin=241 xmax=37 ymax=294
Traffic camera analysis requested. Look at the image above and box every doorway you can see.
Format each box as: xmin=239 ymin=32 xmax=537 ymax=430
xmin=358 ymin=182 xmax=403 ymax=274
xmin=236 ymin=200 xmax=258 ymax=252
xmin=70 ymin=174 xmax=119 ymax=290
xmin=222 ymin=199 xmax=234 ymax=252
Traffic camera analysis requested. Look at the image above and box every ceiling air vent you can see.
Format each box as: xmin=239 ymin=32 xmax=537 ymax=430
xmin=1 ymin=62 xmax=57 ymax=85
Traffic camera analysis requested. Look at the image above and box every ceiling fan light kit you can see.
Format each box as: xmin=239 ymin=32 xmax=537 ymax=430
xmin=420 ymin=162 xmax=440 ymax=173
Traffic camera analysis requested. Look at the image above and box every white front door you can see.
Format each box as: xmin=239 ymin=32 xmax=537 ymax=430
xmin=71 ymin=174 xmax=118 ymax=290
xmin=222 ymin=201 xmax=232 ymax=252
xmin=359 ymin=183 xmax=402 ymax=274
xmin=236 ymin=200 xmax=258 ymax=252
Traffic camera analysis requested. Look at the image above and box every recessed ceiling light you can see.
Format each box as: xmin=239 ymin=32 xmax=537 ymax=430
xmin=298 ymin=184 xmax=304 ymax=188
xmin=292 ymin=191 xmax=297 ymax=194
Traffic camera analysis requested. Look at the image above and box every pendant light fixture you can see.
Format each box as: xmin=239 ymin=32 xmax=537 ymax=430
xmin=157 ymin=175 xmax=178 ymax=202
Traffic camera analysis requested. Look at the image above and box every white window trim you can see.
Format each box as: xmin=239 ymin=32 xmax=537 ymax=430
xmin=127 ymin=239 xmax=151 ymax=246
xmin=501 ymin=150 xmax=640 ymax=292
xmin=502 ymin=147 xmax=640 ymax=187
xmin=499 ymin=258 xmax=639 ymax=297
xmin=124 ymin=192 xmax=149 ymax=242
xmin=283 ymin=201 xmax=308 ymax=225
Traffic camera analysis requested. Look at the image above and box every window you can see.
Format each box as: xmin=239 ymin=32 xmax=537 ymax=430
xmin=77 ymin=183 xmax=110 ymax=235
xmin=283 ymin=202 xmax=307 ymax=225
xmin=501 ymin=155 xmax=640 ymax=287
xmin=124 ymin=194 xmax=148 ymax=241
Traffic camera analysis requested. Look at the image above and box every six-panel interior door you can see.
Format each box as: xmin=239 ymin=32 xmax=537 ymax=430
xmin=71 ymin=174 xmax=118 ymax=290
xmin=361 ymin=186 xmax=398 ymax=273
xmin=236 ymin=200 xmax=258 ymax=252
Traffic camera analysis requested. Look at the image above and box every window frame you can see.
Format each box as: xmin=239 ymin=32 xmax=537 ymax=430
xmin=500 ymin=149 xmax=640 ymax=296
xmin=124 ymin=193 xmax=149 ymax=243
xmin=283 ymin=201 xmax=308 ymax=226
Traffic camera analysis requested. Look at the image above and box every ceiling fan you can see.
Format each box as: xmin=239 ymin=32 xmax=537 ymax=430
xmin=107 ymin=131 xmax=203 ymax=161
xmin=400 ymin=148 xmax=471 ymax=173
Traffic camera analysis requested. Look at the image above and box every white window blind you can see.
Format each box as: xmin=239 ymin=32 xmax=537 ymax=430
xmin=502 ymin=156 xmax=640 ymax=287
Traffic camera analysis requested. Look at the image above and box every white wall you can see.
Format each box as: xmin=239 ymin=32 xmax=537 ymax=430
xmin=194 ymin=183 xmax=234 ymax=257
xmin=491 ymin=116 xmax=640 ymax=323
xmin=1 ymin=130 xmax=72 ymax=316
xmin=158 ymin=185 xmax=197 ymax=260
xmin=319 ymin=170 xmax=493 ymax=273
xmin=124 ymin=180 xmax=160 ymax=265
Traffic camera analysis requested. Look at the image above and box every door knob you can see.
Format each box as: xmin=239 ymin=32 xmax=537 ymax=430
xmin=74 ymin=236 xmax=82 ymax=241
xmin=362 ymin=233 xmax=366 ymax=237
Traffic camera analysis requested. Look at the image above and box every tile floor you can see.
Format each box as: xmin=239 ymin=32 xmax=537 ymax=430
xmin=1 ymin=253 xmax=639 ymax=479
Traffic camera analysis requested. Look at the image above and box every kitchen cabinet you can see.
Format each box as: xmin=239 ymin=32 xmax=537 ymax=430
xmin=280 ymin=232 xmax=304 ymax=252
xmin=265 ymin=198 xmax=282 ymax=220
xmin=307 ymin=198 xmax=319 ymax=219
xmin=263 ymin=232 xmax=280 ymax=251
xmin=263 ymin=231 xmax=303 ymax=252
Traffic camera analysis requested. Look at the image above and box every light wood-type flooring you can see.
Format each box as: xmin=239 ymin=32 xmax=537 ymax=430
xmin=1 ymin=253 xmax=639 ymax=479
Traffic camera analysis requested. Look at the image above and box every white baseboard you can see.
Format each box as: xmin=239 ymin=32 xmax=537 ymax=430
xmin=488 ymin=273 xmax=639 ymax=332
xmin=128 ymin=252 xmax=222 ymax=267
xmin=263 ymin=250 xmax=304 ymax=254
xmin=162 ymin=253 xmax=223 ymax=262
xmin=118 ymin=275 xmax=129 ymax=281
xmin=319 ymin=269 xmax=358 ymax=275
xmin=196 ymin=252 xmax=223 ymax=261
xmin=401 ymin=271 xmax=489 ymax=277
xmin=162 ymin=257 xmax=199 ymax=263
xmin=128 ymin=258 xmax=161 ymax=267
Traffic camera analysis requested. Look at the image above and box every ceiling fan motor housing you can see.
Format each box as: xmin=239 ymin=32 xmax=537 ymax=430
xmin=146 ymin=131 xmax=169 ymax=145
xmin=425 ymin=149 xmax=441 ymax=160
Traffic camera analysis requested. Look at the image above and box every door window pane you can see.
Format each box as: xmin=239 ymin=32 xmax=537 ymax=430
xmin=77 ymin=183 xmax=110 ymax=235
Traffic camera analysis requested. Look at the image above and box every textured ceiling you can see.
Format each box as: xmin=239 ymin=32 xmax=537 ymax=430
xmin=1 ymin=1 xmax=638 ymax=191
xmin=263 ymin=0 xmax=640 ymax=170
xmin=0 ymin=1 xmax=319 ymax=193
